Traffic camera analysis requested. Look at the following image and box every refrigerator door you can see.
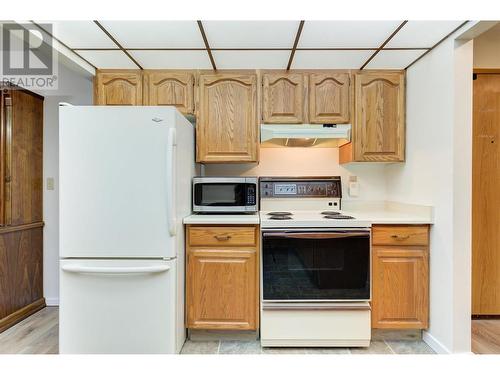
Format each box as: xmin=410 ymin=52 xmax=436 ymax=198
xmin=59 ymin=259 xmax=178 ymax=354
xmin=59 ymin=106 xmax=185 ymax=259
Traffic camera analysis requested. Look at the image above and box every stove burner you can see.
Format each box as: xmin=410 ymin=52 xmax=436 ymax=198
xmin=323 ymin=215 xmax=355 ymax=220
xmin=268 ymin=215 xmax=293 ymax=220
xmin=267 ymin=211 xmax=293 ymax=216
xmin=321 ymin=211 xmax=341 ymax=215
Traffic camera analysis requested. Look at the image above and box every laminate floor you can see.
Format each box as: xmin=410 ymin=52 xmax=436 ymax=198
xmin=472 ymin=319 xmax=500 ymax=354
xmin=0 ymin=307 xmax=435 ymax=355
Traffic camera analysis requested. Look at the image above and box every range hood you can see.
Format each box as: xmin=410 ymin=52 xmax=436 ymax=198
xmin=261 ymin=124 xmax=351 ymax=148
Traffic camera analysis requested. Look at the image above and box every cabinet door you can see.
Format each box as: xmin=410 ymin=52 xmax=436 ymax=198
xmin=186 ymin=248 xmax=258 ymax=330
xmin=354 ymin=71 xmax=405 ymax=161
xmin=7 ymin=90 xmax=43 ymax=226
xmin=262 ymin=73 xmax=305 ymax=123
xmin=143 ymin=71 xmax=194 ymax=114
xmin=94 ymin=71 xmax=142 ymax=105
xmin=309 ymin=72 xmax=350 ymax=123
xmin=372 ymin=246 xmax=428 ymax=329
xmin=0 ymin=226 xmax=43 ymax=324
xmin=197 ymin=73 xmax=258 ymax=163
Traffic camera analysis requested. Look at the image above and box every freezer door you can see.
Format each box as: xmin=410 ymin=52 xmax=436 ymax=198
xmin=59 ymin=259 xmax=178 ymax=354
xmin=59 ymin=106 xmax=182 ymax=258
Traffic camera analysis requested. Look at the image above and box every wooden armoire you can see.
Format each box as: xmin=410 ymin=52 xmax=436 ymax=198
xmin=0 ymin=86 xmax=45 ymax=333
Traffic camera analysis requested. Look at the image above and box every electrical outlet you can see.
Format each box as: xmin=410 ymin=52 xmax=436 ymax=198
xmin=47 ymin=177 xmax=54 ymax=191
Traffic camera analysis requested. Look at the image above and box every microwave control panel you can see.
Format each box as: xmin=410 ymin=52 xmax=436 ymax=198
xmin=260 ymin=178 xmax=341 ymax=198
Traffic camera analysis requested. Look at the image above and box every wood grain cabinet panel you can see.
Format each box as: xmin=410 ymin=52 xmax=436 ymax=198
xmin=309 ymin=72 xmax=350 ymax=124
xmin=8 ymin=90 xmax=43 ymax=226
xmin=371 ymin=225 xmax=429 ymax=329
xmin=197 ymin=73 xmax=258 ymax=163
xmin=143 ymin=71 xmax=194 ymax=114
xmin=0 ymin=226 xmax=44 ymax=332
xmin=94 ymin=70 xmax=143 ymax=106
xmin=188 ymin=226 xmax=257 ymax=247
xmin=186 ymin=248 xmax=258 ymax=330
xmin=186 ymin=224 xmax=259 ymax=331
xmin=262 ymin=73 xmax=305 ymax=123
xmin=353 ymin=71 xmax=405 ymax=161
xmin=372 ymin=225 xmax=429 ymax=246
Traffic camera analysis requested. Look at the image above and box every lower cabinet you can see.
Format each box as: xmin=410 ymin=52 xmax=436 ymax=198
xmin=371 ymin=225 xmax=429 ymax=329
xmin=186 ymin=225 xmax=259 ymax=330
xmin=0 ymin=225 xmax=45 ymax=332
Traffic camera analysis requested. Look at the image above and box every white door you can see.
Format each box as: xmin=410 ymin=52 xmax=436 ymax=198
xmin=59 ymin=259 xmax=177 ymax=354
xmin=59 ymin=106 xmax=178 ymax=258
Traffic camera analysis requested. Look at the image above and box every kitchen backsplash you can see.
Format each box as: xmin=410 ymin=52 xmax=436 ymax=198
xmin=203 ymin=148 xmax=387 ymax=201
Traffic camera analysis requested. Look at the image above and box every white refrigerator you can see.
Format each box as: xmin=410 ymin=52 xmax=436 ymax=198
xmin=58 ymin=106 xmax=196 ymax=354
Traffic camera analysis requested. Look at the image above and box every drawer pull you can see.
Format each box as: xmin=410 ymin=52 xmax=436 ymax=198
xmin=391 ymin=234 xmax=410 ymax=240
xmin=214 ymin=234 xmax=232 ymax=241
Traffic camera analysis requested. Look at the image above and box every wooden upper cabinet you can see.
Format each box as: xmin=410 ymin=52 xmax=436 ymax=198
xmin=4 ymin=90 xmax=43 ymax=226
xmin=94 ymin=70 xmax=143 ymax=106
xmin=353 ymin=71 xmax=405 ymax=162
xmin=197 ymin=73 xmax=258 ymax=163
xmin=262 ymin=73 xmax=305 ymax=123
xmin=143 ymin=71 xmax=194 ymax=114
xmin=309 ymin=72 xmax=350 ymax=124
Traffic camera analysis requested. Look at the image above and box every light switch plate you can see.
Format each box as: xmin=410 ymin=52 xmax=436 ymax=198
xmin=47 ymin=177 xmax=54 ymax=190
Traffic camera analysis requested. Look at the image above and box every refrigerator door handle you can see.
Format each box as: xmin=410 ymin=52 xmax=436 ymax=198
xmin=61 ymin=264 xmax=171 ymax=275
xmin=166 ymin=127 xmax=177 ymax=236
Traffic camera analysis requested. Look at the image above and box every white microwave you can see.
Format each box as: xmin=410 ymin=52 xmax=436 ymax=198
xmin=193 ymin=177 xmax=258 ymax=213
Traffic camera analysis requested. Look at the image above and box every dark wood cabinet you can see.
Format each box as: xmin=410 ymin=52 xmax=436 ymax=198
xmin=0 ymin=87 xmax=45 ymax=333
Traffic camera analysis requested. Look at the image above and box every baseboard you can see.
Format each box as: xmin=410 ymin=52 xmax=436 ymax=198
xmin=45 ymin=297 xmax=59 ymax=306
xmin=0 ymin=298 xmax=46 ymax=333
xmin=422 ymin=331 xmax=451 ymax=354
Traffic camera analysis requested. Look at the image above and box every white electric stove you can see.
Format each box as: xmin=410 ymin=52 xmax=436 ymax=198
xmin=259 ymin=177 xmax=371 ymax=348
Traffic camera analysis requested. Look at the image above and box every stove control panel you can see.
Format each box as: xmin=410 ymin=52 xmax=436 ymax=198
xmin=260 ymin=178 xmax=341 ymax=198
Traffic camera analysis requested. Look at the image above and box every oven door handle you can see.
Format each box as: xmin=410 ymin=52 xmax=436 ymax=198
xmin=262 ymin=232 xmax=370 ymax=239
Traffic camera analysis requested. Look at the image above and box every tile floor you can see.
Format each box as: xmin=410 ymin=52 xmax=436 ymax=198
xmin=0 ymin=307 xmax=436 ymax=354
xmin=180 ymin=338 xmax=435 ymax=354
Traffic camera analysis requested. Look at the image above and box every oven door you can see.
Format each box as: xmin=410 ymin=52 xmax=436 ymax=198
xmin=193 ymin=180 xmax=257 ymax=212
xmin=262 ymin=229 xmax=371 ymax=302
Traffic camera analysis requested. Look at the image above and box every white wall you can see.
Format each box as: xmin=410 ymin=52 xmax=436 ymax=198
xmin=204 ymin=147 xmax=387 ymax=201
xmin=385 ymin=27 xmax=474 ymax=353
xmin=38 ymin=59 xmax=93 ymax=305
xmin=474 ymin=22 xmax=500 ymax=68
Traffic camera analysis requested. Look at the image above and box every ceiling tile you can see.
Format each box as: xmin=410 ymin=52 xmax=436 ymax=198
xmin=298 ymin=21 xmax=402 ymax=48
xmin=212 ymin=51 xmax=290 ymax=69
xmin=99 ymin=21 xmax=205 ymax=48
xmin=385 ymin=21 xmax=465 ymax=48
xmin=129 ymin=50 xmax=212 ymax=69
xmin=37 ymin=21 xmax=116 ymax=48
xmin=203 ymin=21 xmax=300 ymax=48
xmin=365 ymin=49 xmax=426 ymax=69
xmin=77 ymin=50 xmax=138 ymax=69
xmin=292 ymin=50 xmax=373 ymax=69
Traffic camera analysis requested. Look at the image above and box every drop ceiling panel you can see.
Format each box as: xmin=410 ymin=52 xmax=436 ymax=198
xmin=203 ymin=21 xmax=300 ymax=48
xmin=292 ymin=50 xmax=373 ymax=69
xmin=37 ymin=21 xmax=116 ymax=48
xmin=99 ymin=21 xmax=205 ymax=48
xmin=365 ymin=49 xmax=426 ymax=69
xmin=129 ymin=50 xmax=212 ymax=69
xmin=386 ymin=21 xmax=464 ymax=48
xmin=212 ymin=51 xmax=290 ymax=69
xmin=77 ymin=50 xmax=138 ymax=69
xmin=298 ymin=21 xmax=402 ymax=48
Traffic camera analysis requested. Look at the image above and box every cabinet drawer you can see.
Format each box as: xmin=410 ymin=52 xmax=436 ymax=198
xmin=188 ymin=226 xmax=257 ymax=247
xmin=372 ymin=225 xmax=429 ymax=246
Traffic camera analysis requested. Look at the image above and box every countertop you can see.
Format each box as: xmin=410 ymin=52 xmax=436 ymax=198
xmin=183 ymin=213 xmax=260 ymax=225
xmin=183 ymin=201 xmax=434 ymax=226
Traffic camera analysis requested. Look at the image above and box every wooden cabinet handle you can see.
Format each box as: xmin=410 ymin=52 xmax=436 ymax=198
xmin=214 ymin=234 xmax=232 ymax=241
xmin=391 ymin=234 xmax=410 ymax=240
